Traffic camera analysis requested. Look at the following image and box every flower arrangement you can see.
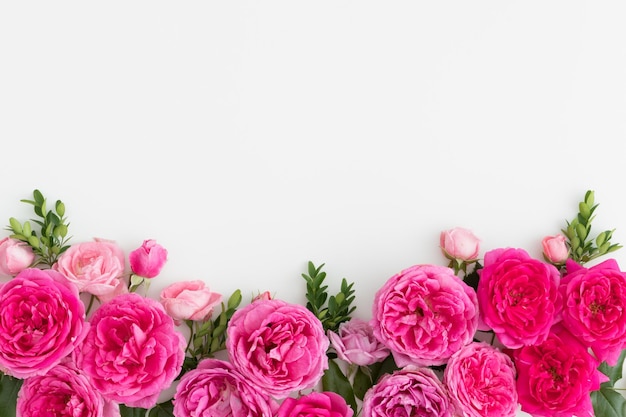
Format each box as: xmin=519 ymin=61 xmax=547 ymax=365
xmin=0 ymin=189 xmax=625 ymax=417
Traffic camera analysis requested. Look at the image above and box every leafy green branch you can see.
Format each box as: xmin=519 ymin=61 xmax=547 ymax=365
xmin=592 ymin=350 xmax=626 ymax=417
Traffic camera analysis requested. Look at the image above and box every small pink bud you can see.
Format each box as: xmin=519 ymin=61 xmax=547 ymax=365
xmin=129 ymin=239 xmax=168 ymax=279
xmin=440 ymin=227 xmax=480 ymax=261
xmin=542 ymin=234 xmax=569 ymax=264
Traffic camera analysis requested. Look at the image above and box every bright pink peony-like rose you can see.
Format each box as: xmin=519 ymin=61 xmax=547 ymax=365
xmin=440 ymin=227 xmax=480 ymax=261
xmin=0 ymin=268 xmax=87 ymax=378
xmin=477 ymin=247 xmax=562 ymax=348
xmin=276 ymin=391 xmax=354 ymax=417
xmin=362 ymin=366 xmax=455 ymax=417
xmin=560 ymin=258 xmax=626 ymax=365
xmin=328 ymin=318 xmax=389 ymax=366
xmin=78 ymin=292 xmax=185 ymax=409
xmin=541 ymin=234 xmax=569 ymax=265
xmin=173 ymin=358 xmax=278 ymax=417
xmin=371 ymin=264 xmax=478 ymax=367
xmin=129 ymin=239 xmax=168 ymax=278
xmin=443 ymin=342 xmax=518 ymax=417
xmin=0 ymin=237 xmax=35 ymax=277
xmin=160 ymin=280 xmax=222 ymax=325
xmin=226 ymin=298 xmax=329 ymax=398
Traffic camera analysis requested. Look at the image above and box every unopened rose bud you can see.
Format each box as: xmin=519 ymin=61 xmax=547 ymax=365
xmin=129 ymin=239 xmax=168 ymax=279
xmin=542 ymin=234 xmax=569 ymax=264
xmin=440 ymin=227 xmax=480 ymax=261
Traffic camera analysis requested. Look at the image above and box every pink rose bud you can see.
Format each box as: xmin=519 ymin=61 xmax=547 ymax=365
xmin=160 ymin=280 xmax=223 ymax=325
xmin=0 ymin=237 xmax=35 ymax=276
xmin=542 ymin=234 xmax=569 ymax=264
xmin=129 ymin=239 xmax=168 ymax=279
xmin=253 ymin=290 xmax=272 ymax=302
xmin=440 ymin=227 xmax=480 ymax=261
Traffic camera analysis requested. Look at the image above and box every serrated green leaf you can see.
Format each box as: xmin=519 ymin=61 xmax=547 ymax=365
xmin=322 ymin=359 xmax=357 ymax=413
xmin=592 ymin=386 xmax=626 ymax=417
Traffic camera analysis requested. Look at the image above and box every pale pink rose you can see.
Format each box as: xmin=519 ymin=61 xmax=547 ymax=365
xmin=0 ymin=268 xmax=87 ymax=379
xmin=362 ymin=366 xmax=455 ymax=417
xmin=443 ymin=342 xmax=518 ymax=417
xmin=173 ymin=358 xmax=278 ymax=417
xmin=78 ymin=293 xmax=185 ymax=409
xmin=440 ymin=227 xmax=480 ymax=261
xmin=542 ymin=234 xmax=569 ymax=264
xmin=160 ymin=280 xmax=222 ymax=325
xmin=0 ymin=237 xmax=35 ymax=276
xmin=129 ymin=239 xmax=168 ymax=278
xmin=477 ymin=248 xmax=562 ymax=348
xmin=328 ymin=318 xmax=389 ymax=366
xmin=276 ymin=391 xmax=354 ymax=417
xmin=371 ymin=264 xmax=478 ymax=367
xmin=226 ymin=298 xmax=329 ymax=398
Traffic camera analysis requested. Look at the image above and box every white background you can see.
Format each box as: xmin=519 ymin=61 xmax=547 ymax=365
xmin=1 ymin=2 xmax=626 ymax=415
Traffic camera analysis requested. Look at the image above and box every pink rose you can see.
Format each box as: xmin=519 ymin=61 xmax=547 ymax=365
xmin=440 ymin=227 xmax=480 ymax=261
xmin=560 ymin=258 xmax=626 ymax=365
xmin=160 ymin=280 xmax=222 ymax=325
xmin=328 ymin=318 xmax=389 ymax=366
xmin=173 ymin=358 xmax=278 ymax=417
xmin=362 ymin=366 xmax=455 ymax=417
xmin=371 ymin=264 xmax=478 ymax=367
xmin=0 ymin=268 xmax=87 ymax=378
xmin=542 ymin=234 xmax=569 ymax=264
xmin=253 ymin=290 xmax=272 ymax=301
xmin=78 ymin=293 xmax=185 ymax=408
xmin=477 ymin=248 xmax=562 ymax=348
xmin=275 ymin=391 xmax=354 ymax=417
xmin=0 ymin=237 xmax=35 ymax=276
xmin=129 ymin=239 xmax=168 ymax=278
xmin=443 ymin=342 xmax=518 ymax=417
xmin=226 ymin=298 xmax=329 ymax=398
xmin=512 ymin=324 xmax=607 ymax=417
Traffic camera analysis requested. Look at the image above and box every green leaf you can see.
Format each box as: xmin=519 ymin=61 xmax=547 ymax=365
xmin=369 ymin=354 xmax=400 ymax=384
xmin=353 ymin=366 xmax=373 ymax=400
xmin=149 ymin=400 xmax=174 ymax=417
xmin=119 ymin=404 xmax=148 ymax=417
xmin=227 ymin=289 xmax=242 ymax=310
xmin=321 ymin=359 xmax=357 ymax=413
xmin=599 ymin=350 xmax=626 ymax=385
xmin=592 ymin=386 xmax=626 ymax=417
xmin=0 ymin=373 xmax=22 ymax=417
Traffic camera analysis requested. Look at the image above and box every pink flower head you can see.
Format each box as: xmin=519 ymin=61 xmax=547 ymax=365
xmin=362 ymin=366 xmax=455 ymax=417
xmin=0 ymin=268 xmax=87 ymax=378
xmin=440 ymin=227 xmax=480 ymax=261
xmin=226 ymin=298 xmax=329 ymax=398
xmin=275 ymin=391 xmax=354 ymax=417
xmin=78 ymin=292 xmax=185 ymax=409
xmin=129 ymin=239 xmax=168 ymax=279
xmin=560 ymin=258 xmax=626 ymax=365
xmin=477 ymin=248 xmax=562 ymax=348
xmin=542 ymin=234 xmax=569 ymax=265
xmin=159 ymin=280 xmax=222 ymax=325
xmin=328 ymin=318 xmax=389 ymax=366
xmin=371 ymin=264 xmax=478 ymax=367
xmin=443 ymin=342 xmax=518 ymax=417
xmin=0 ymin=237 xmax=35 ymax=277
xmin=173 ymin=358 xmax=278 ymax=417
xmin=252 ymin=290 xmax=272 ymax=302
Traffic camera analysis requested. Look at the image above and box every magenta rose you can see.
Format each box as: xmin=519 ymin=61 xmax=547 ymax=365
xmin=276 ymin=391 xmax=354 ymax=417
xmin=328 ymin=318 xmax=389 ymax=366
xmin=160 ymin=280 xmax=222 ymax=325
xmin=541 ymin=234 xmax=569 ymax=265
xmin=362 ymin=366 xmax=455 ymax=417
xmin=371 ymin=264 xmax=478 ymax=367
xmin=0 ymin=268 xmax=87 ymax=378
xmin=78 ymin=292 xmax=185 ymax=408
xmin=443 ymin=342 xmax=518 ymax=417
xmin=129 ymin=239 xmax=168 ymax=279
xmin=560 ymin=258 xmax=626 ymax=365
xmin=0 ymin=237 xmax=35 ymax=277
xmin=440 ymin=227 xmax=481 ymax=261
xmin=477 ymin=247 xmax=562 ymax=348
xmin=226 ymin=298 xmax=329 ymax=398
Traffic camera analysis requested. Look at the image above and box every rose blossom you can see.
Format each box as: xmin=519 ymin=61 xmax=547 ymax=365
xmin=477 ymin=247 xmax=562 ymax=348
xmin=160 ymin=280 xmax=222 ymax=325
xmin=0 ymin=268 xmax=87 ymax=378
xmin=361 ymin=366 xmax=455 ymax=417
xmin=328 ymin=318 xmax=389 ymax=366
xmin=560 ymin=258 xmax=626 ymax=365
xmin=371 ymin=264 xmax=478 ymax=367
xmin=275 ymin=391 xmax=354 ymax=417
xmin=226 ymin=298 xmax=329 ymax=398
xmin=440 ymin=227 xmax=480 ymax=261
xmin=542 ymin=234 xmax=569 ymax=264
xmin=173 ymin=358 xmax=277 ymax=417
xmin=0 ymin=237 xmax=35 ymax=277
xmin=78 ymin=292 xmax=185 ymax=409
xmin=129 ymin=239 xmax=168 ymax=278
xmin=443 ymin=342 xmax=518 ymax=417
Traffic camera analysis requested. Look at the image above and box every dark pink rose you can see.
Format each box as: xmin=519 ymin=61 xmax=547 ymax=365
xmin=0 ymin=268 xmax=87 ymax=378
xmin=0 ymin=237 xmax=35 ymax=277
xmin=440 ymin=227 xmax=481 ymax=261
xmin=160 ymin=280 xmax=222 ymax=325
xmin=371 ymin=264 xmax=478 ymax=367
xmin=541 ymin=234 xmax=569 ymax=265
xmin=129 ymin=239 xmax=168 ymax=278
xmin=512 ymin=324 xmax=607 ymax=417
xmin=443 ymin=342 xmax=518 ymax=417
xmin=78 ymin=293 xmax=186 ymax=408
xmin=362 ymin=366 xmax=455 ymax=417
xmin=560 ymin=258 xmax=626 ymax=365
xmin=173 ymin=358 xmax=278 ymax=417
xmin=477 ymin=248 xmax=562 ymax=348
xmin=275 ymin=391 xmax=354 ymax=417
xmin=226 ymin=298 xmax=329 ymax=398
xmin=328 ymin=318 xmax=389 ymax=366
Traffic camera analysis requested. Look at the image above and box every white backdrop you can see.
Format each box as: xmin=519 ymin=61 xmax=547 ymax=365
xmin=1 ymin=2 xmax=626 ymax=415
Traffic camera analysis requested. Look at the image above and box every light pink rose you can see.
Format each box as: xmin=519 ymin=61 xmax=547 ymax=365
xmin=173 ymin=358 xmax=278 ymax=417
xmin=443 ymin=342 xmax=518 ymax=417
xmin=0 ymin=268 xmax=87 ymax=378
xmin=477 ymin=248 xmax=562 ymax=348
xmin=252 ymin=290 xmax=272 ymax=301
xmin=0 ymin=237 xmax=35 ymax=276
xmin=371 ymin=264 xmax=478 ymax=367
xmin=542 ymin=234 xmax=569 ymax=264
xmin=362 ymin=366 xmax=455 ymax=417
xmin=129 ymin=239 xmax=168 ymax=279
xmin=440 ymin=227 xmax=480 ymax=261
xmin=328 ymin=318 xmax=389 ymax=366
xmin=78 ymin=293 xmax=185 ymax=409
xmin=560 ymin=258 xmax=626 ymax=365
xmin=226 ymin=298 xmax=329 ymax=398
xmin=160 ymin=280 xmax=222 ymax=325
xmin=275 ymin=391 xmax=354 ymax=417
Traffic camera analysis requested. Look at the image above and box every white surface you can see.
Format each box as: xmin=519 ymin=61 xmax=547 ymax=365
xmin=1 ymin=3 xmax=626 ymax=415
